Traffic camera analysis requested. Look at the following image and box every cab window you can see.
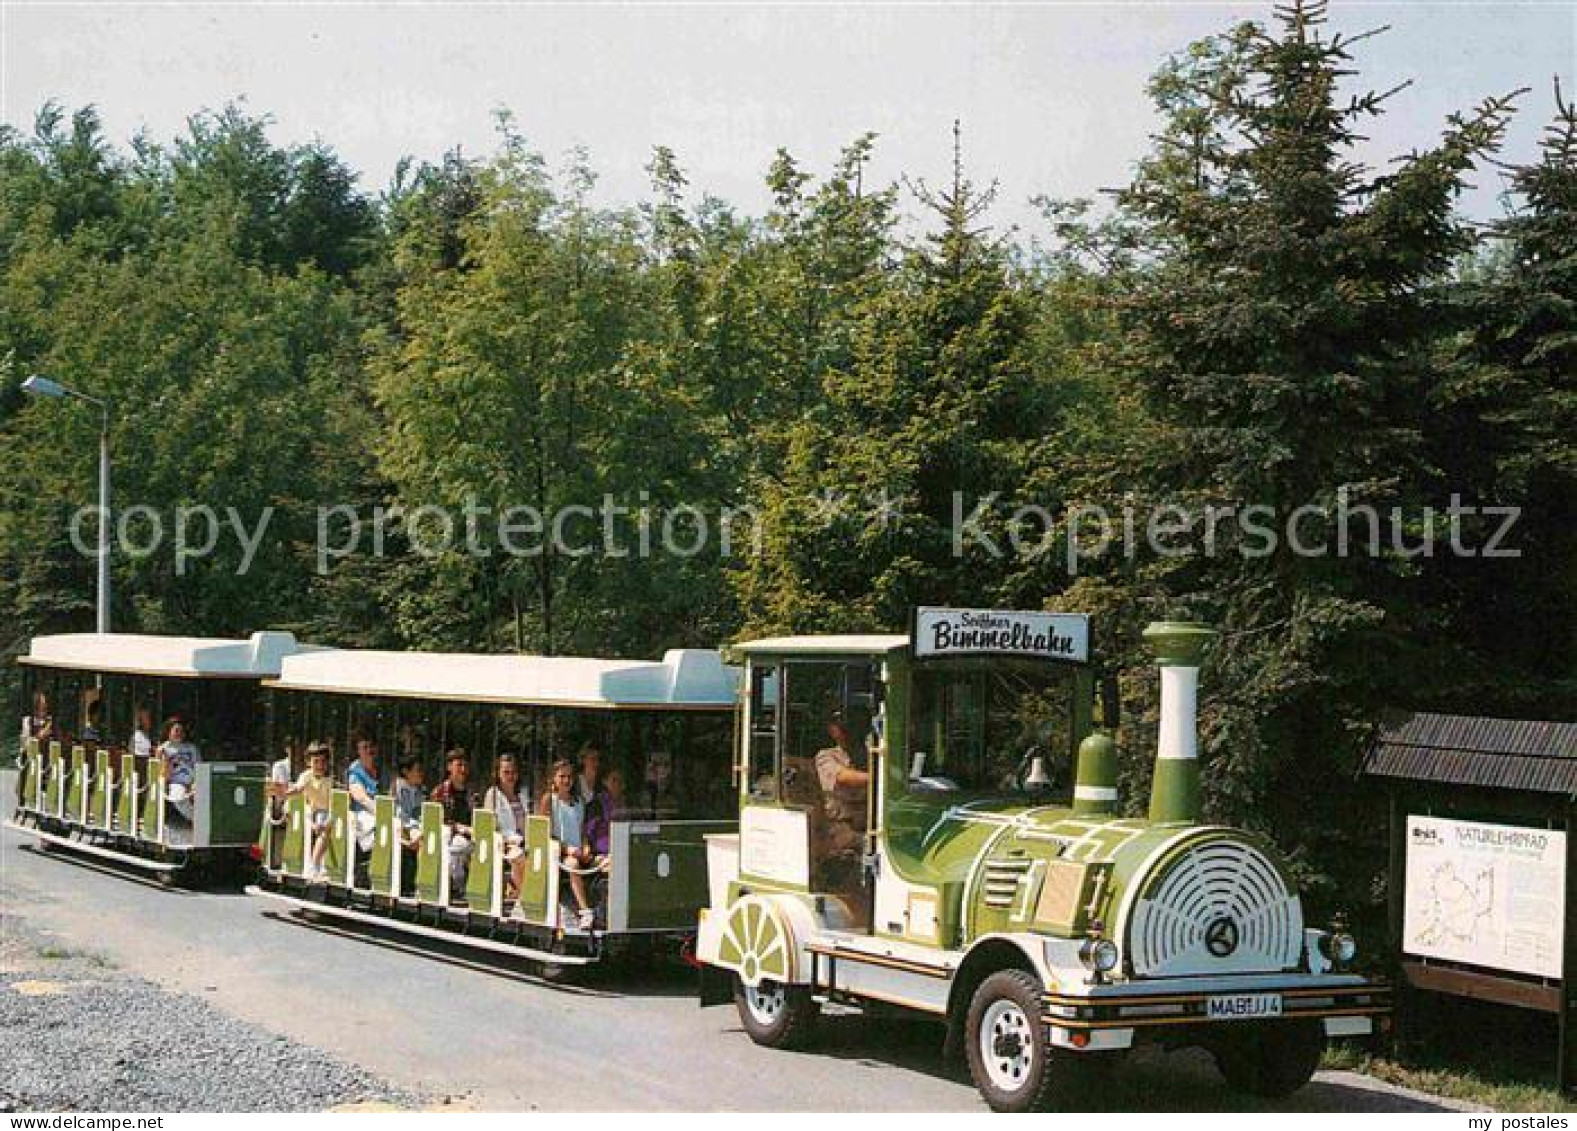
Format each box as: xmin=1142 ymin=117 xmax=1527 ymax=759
xmin=749 ymin=660 xmax=879 ymax=806
xmin=746 ymin=663 xmax=779 ymax=801
xmin=908 ymin=660 xmax=1072 ymax=793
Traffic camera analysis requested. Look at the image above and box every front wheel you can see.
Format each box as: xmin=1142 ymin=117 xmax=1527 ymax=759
xmin=1211 ymin=1018 xmax=1325 ymax=1097
xmin=733 ymin=976 xmax=818 ymax=1049
xmin=965 ymin=969 xmax=1058 ymax=1112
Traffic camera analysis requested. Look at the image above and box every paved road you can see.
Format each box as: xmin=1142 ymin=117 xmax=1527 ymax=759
xmin=0 ymin=797 xmax=1473 ymax=1112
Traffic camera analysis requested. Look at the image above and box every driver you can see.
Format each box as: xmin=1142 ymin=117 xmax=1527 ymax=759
xmin=814 ymin=710 xmax=870 ymax=865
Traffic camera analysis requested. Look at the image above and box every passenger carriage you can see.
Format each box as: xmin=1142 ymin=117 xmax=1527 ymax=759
xmin=696 ymin=608 xmax=1390 ymax=1112
xmin=248 ymin=646 xmax=739 ymax=972
xmin=9 ymin=632 xmax=311 ymax=882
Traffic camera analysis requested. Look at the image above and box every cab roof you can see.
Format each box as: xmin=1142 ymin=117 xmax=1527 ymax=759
xmin=730 ymin=634 xmax=910 ymax=657
xmin=269 ymin=648 xmax=739 ymax=711
xmin=21 ymin=632 xmax=311 ymax=679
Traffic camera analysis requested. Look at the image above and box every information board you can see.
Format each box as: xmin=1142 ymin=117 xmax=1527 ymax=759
xmin=1403 ymin=814 xmax=1566 ymax=979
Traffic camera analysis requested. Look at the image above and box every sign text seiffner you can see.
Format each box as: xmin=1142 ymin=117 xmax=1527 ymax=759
xmin=915 ymin=608 xmax=1090 ymax=663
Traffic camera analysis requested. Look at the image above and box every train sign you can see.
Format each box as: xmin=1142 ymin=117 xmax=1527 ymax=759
xmin=913 ymin=607 xmax=1089 ymax=663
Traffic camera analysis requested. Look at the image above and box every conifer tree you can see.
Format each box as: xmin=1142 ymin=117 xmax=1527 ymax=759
xmin=1432 ymin=84 xmax=1577 ymax=712
xmin=738 ymin=124 xmax=1054 ymax=631
xmin=1110 ymin=0 xmax=1517 ymax=893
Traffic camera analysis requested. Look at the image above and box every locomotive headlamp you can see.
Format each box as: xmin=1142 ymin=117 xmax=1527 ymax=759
xmin=1081 ymin=937 xmax=1120 ymax=974
xmin=1319 ymin=913 xmax=1358 ymax=969
xmin=1078 ymin=920 xmax=1120 ymax=980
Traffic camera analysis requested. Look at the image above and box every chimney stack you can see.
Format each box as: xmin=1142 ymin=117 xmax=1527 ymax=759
xmin=1143 ymin=621 xmax=1216 ymax=825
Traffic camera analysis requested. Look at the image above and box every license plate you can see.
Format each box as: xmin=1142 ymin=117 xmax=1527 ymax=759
xmin=1206 ymin=992 xmax=1284 ymax=1020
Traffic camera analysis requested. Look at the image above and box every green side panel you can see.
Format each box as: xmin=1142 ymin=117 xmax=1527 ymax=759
xmin=624 ymin=821 xmax=735 ymax=930
xmin=257 ymin=800 xmax=274 ymax=866
xmin=65 ymin=747 xmax=86 ymax=823
xmin=206 ymin=763 xmax=268 ymax=846
xmin=140 ymin=755 xmax=165 ymax=841
xmin=517 ymin=814 xmax=552 ymax=923
xmin=257 ymin=779 xmax=279 ymax=866
xmin=18 ymin=739 xmax=38 ymax=813
xmin=465 ymin=809 xmax=498 ymax=910
xmin=89 ymin=750 xmax=112 ymax=828
xmin=44 ymin=742 xmax=64 ymax=817
xmin=415 ymin=802 xmax=445 ymax=904
xmin=116 ymin=753 xmax=139 ymax=836
xmin=281 ymin=793 xmax=308 ymax=875
xmin=326 ymin=790 xmax=352 ymax=883
xmin=369 ymin=795 xmax=397 ymax=895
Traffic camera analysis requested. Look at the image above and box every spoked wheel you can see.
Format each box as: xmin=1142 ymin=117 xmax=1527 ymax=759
xmin=965 ymin=969 xmax=1058 ymax=1112
xmin=1211 ymin=1018 xmax=1325 ymax=1098
xmin=733 ymin=976 xmax=818 ymax=1049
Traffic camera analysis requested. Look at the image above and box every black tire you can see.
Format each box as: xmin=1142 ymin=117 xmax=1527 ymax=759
xmin=1212 ymin=1018 xmax=1326 ymax=1098
xmin=964 ymin=969 xmax=1059 ymax=1113
xmin=733 ymin=975 xmax=818 ymax=1050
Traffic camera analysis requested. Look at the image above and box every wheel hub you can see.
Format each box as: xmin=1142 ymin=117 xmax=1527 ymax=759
xmin=979 ymin=999 xmax=1036 ymax=1092
xmin=745 ymin=981 xmax=785 ymax=1025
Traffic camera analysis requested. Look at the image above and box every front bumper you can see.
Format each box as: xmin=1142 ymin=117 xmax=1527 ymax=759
xmin=1041 ymin=973 xmax=1390 ymax=1050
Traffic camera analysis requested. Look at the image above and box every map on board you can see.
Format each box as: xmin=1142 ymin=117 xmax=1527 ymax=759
xmin=1403 ymin=815 xmax=1565 ymax=979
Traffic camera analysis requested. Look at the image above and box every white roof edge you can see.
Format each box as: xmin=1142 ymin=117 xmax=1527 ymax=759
xmin=271 ymin=647 xmax=739 ymax=708
xmin=24 ymin=631 xmax=313 ymax=678
xmin=731 ymin=634 xmax=910 ymax=656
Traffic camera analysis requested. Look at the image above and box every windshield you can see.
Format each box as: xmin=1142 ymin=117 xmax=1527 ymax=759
xmin=908 ymin=660 xmax=1073 ymax=793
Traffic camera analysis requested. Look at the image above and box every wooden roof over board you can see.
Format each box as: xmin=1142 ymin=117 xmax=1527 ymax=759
xmin=1363 ymin=711 xmax=1577 ymax=796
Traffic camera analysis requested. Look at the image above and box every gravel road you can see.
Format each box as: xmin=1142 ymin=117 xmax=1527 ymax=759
xmin=0 ymin=918 xmax=425 ymax=1113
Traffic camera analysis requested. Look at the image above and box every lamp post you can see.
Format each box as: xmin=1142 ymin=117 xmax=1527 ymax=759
xmin=22 ymin=375 xmax=112 ymax=634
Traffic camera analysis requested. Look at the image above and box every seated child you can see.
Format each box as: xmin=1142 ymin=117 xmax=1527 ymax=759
xmin=289 ymin=742 xmax=334 ymax=880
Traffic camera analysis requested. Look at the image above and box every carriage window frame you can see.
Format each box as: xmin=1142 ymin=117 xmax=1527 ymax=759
xmin=746 ymin=662 xmax=781 ymax=802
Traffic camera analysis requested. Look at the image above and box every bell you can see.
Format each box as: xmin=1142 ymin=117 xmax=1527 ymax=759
xmin=1024 ymin=754 xmax=1052 ymax=789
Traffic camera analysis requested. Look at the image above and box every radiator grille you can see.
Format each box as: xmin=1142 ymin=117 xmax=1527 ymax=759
xmin=982 ymin=858 xmax=1032 ymax=910
xmin=1128 ymin=837 xmax=1303 ymax=977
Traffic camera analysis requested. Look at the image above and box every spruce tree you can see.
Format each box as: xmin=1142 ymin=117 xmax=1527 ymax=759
xmin=1433 ymin=85 xmax=1577 ymax=712
xmin=1111 ymin=0 xmax=1516 ymax=896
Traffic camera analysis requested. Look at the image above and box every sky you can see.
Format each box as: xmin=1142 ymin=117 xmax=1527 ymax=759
xmin=3 ymin=1 xmax=1574 ymax=234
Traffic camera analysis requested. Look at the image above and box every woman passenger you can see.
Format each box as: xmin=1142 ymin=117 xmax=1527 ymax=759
xmin=538 ymin=758 xmax=597 ymax=929
xmin=584 ymin=766 xmax=628 ymax=858
xmin=483 ymin=753 xmax=529 ymax=898
xmin=27 ymin=692 xmax=54 ymax=746
xmin=160 ymin=719 xmax=200 ymax=828
xmin=131 ymin=706 xmax=154 ymax=759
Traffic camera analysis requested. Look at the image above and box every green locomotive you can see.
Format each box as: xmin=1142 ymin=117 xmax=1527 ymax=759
xmin=696 ymin=608 xmax=1387 ymax=1111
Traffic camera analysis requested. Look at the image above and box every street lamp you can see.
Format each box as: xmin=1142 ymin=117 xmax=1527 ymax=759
xmin=22 ymin=374 xmax=112 ymax=634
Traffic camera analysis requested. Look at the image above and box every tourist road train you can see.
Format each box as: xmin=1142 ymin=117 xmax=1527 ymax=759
xmin=8 ymin=607 xmax=1389 ymax=1111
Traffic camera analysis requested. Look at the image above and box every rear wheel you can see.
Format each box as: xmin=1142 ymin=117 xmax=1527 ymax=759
xmin=1212 ymin=1018 xmax=1325 ymax=1097
xmin=965 ymin=969 xmax=1058 ymax=1112
xmin=733 ymin=976 xmax=818 ymax=1049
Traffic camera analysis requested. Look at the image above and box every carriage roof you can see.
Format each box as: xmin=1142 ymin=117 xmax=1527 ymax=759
xmin=20 ymin=632 xmax=311 ymax=679
xmin=730 ymin=634 xmax=910 ymax=657
xmin=268 ymin=648 xmax=739 ymax=711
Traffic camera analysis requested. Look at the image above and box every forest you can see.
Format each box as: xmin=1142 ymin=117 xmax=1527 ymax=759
xmin=2 ymin=1 xmax=1572 ymax=912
